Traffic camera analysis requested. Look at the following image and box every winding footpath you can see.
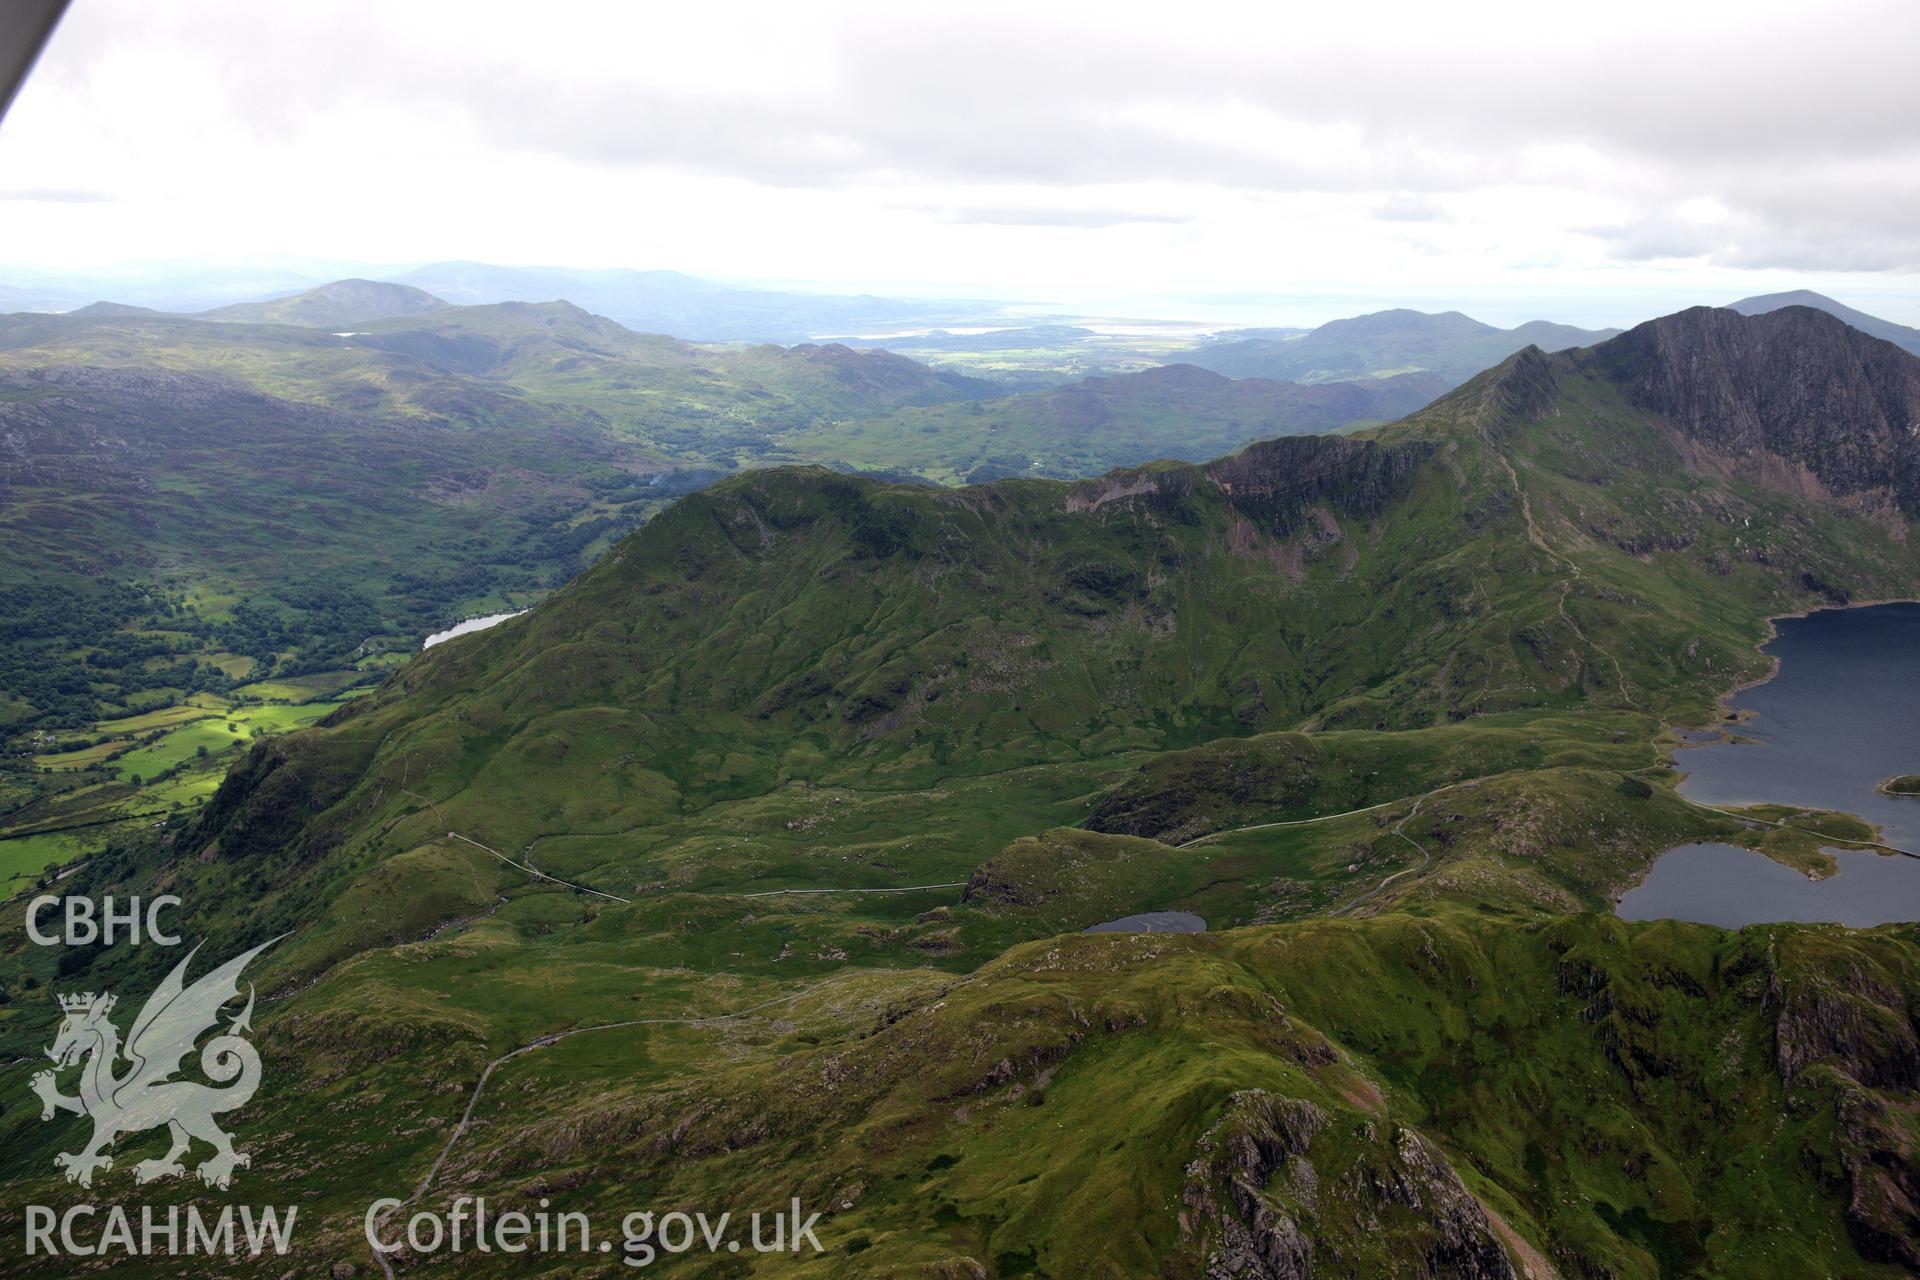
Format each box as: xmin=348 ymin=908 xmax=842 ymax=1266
xmin=411 ymin=788 xmax=968 ymax=904
xmin=1175 ymin=795 xmax=1411 ymax=848
xmin=738 ymin=881 xmax=967 ymax=898
xmin=1174 ymin=772 xmax=1920 ymax=921
xmin=368 ymin=984 xmax=837 ymax=1279
xmin=444 ymin=830 xmax=632 ymax=903
xmin=1679 ymin=798 xmax=1920 ymax=860
xmin=1489 ymin=440 xmax=1638 ymax=709
xmin=364 ymin=752 xmax=1919 ymax=1273
xmin=1334 ymin=791 xmax=1439 ymax=915
xmin=449 ymin=827 xmax=966 ymax=901
xmin=1175 ymin=782 xmax=1467 ymax=914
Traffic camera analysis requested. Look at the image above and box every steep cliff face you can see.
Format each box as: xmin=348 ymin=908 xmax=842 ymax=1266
xmin=1574 ymin=306 xmax=1920 ymax=515
xmin=1203 ymin=434 xmax=1437 ymax=537
xmin=1180 ymin=1092 xmax=1516 ymax=1280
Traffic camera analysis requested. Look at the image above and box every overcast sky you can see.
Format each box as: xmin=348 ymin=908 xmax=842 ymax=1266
xmin=2 ymin=0 xmax=1918 ymax=327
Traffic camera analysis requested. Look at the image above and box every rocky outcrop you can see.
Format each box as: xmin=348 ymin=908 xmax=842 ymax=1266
xmin=1181 ymin=1091 xmax=1328 ymax=1279
xmin=1773 ymin=968 xmax=1920 ymax=1091
xmin=187 ymin=729 xmax=366 ymax=872
xmin=1475 ymin=345 xmax=1563 ymax=428
xmin=1834 ymin=1090 xmax=1920 ymax=1270
xmin=1574 ymin=306 xmax=1920 ymax=516
xmin=1205 ymin=435 xmax=1438 ymax=539
xmin=1084 ymin=733 xmax=1325 ymax=844
xmin=1363 ymin=1128 xmax=1518 ymax=1280
xmin=1180 ymin=1092 xmax=1517 ymax=1280
xmin=958 ymin=861 xmax=1036 ymax=907
xmin=1057 ymin=431 xmax=1433 ymax=540
xmin=1769 ymin=950 xmax=1920 ymax=1267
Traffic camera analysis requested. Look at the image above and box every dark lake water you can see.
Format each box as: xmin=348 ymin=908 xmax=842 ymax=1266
xmin=1628 ymin=603 xmax=1920 ymax=926
xmin=1618 ymin=842 xmax=1920 ymax=928
xmin=1676 ymin=603 xmax=1920 ymax=847
xmin=1084 ymin=911 xmax=1207 ymax=934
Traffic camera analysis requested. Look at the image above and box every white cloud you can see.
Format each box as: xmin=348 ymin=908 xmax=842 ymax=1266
xmin=0 ymin=187 xmax=114 ymax=203
xmin=1 ymin=0 xmax=1917 ymax=327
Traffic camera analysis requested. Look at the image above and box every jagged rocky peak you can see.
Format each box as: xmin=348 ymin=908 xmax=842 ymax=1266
xmin=1574 ymin=305 xmax=1920 ymax=513
xmin=1471 ymin=343 xmax=1562 ymax=425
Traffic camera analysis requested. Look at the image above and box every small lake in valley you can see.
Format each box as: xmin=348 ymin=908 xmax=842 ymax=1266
xmin=1625 ymin=603 xmax=1920 ymax=927
xmin=1084 ymin=911 xmax=1207 ymax=934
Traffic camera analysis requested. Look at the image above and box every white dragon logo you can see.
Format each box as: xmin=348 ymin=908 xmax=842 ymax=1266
xmin=29 ymin=938 xmax=278 ymax=1190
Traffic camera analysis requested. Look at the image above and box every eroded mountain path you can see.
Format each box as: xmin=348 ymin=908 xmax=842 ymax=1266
xmin=1174 ymin=795 xmax=1413 ymax=848
xmin=367 ymin=981 xmax=851 ymax=1280
xmin=1179 ymin=781 xmax=1471 ymax=913
xmin=450 ymin=825 xmax=966 ymax=901
xmin=1490 ymin=440 xmax=1639 ymax=708
xmin=1334 ymin=790 xmax=1441 ymax=915
xmin=737 ymin=881 xmax=968 ymax=897
xmin=444 ymin=829 xmax=632 ymax=903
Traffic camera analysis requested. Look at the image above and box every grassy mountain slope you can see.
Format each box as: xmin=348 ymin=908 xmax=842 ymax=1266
xmin=7 ymin=306 xmax=1920 ymax=1275
xmin=0 ymin=298 xmax=1009 ymax=887
xmin=0 ymin=361 xmax=635 ymax=718
xmin=0 ymin=299 xmax=1008 ymax=720
xmin=1186 ymin=308 xmax=1620 ymax=386
xmin=0 ymin=287 xmax=1464 ymax=871
xmin=384 ymin=917 xmax=1920 ymax=1278
xmin=782 ymin=363 xmax=1450 ymax=483
xmin=0 ymin=291 xmax=1436 ymax=894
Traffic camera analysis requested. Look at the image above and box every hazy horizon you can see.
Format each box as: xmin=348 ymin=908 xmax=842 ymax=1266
xmin=2 ymin=1 xmax=1917 ymax=331
xmin=1 ymin=253 xmax=1914 ymax=334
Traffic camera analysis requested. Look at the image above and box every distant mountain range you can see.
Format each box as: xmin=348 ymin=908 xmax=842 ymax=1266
xmin=8 ymin=260 xmax=1916 ymax=360
xmin=787 ymin=362 xmax=1450 ymax=483
xmin=201 ymin=278 xmax=451 ymax=328
xmin=0 ymin=263 xmax=350 ymax=315
xmin=1182 ymin=308 xmax=1623 ymax=385
xmin=375 ymin=262 xmax=1001 ymax=343
xmin=1172 ymin=293 xmax=1920 ymax=387
xmin=1727 ymin=289 xmax=1920 ymax=356
xmin=0 ymin=263 xmax=999 ymax=343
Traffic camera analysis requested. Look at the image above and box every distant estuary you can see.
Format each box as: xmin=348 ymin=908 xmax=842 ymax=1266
xmin=1624 ymin=603 xmax=1920 ymax=927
